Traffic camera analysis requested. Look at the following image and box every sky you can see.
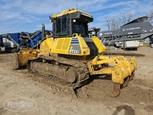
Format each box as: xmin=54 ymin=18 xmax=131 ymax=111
xmin=0 ymin=0 xmax=153 ymax=34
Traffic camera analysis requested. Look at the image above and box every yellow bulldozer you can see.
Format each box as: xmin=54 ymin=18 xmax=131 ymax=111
xmin=14 ymin=8 xmax=136 ymax=97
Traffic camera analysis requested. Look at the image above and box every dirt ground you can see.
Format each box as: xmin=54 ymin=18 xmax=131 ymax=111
xmin=0 ymin=47 xmax=153 ymax=115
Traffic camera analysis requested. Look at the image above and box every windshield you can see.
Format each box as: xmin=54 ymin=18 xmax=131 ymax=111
xmin=72 ymin=20 xmax=88 ymax=37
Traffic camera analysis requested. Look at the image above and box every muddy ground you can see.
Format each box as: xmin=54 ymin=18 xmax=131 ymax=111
xmin=0 ymin=47 xmax=153 ymax=115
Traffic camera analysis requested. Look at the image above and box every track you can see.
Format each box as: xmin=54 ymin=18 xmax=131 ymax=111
xmin=27 ymin=56 xmax=90 ymax=89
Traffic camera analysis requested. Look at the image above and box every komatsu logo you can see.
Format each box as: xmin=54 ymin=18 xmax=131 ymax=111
xmin=69 ymin=46 xmax=80 ymax=54
xmin=69 ymin=48 xmax=79 ymax=54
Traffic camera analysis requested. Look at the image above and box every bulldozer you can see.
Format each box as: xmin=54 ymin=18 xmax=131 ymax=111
xmin=14 ymin=8 xmax=137 ymax=97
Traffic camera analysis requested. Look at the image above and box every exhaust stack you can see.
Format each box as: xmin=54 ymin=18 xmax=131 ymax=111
xmin=42 ymin=23 xmax=45 ymax=38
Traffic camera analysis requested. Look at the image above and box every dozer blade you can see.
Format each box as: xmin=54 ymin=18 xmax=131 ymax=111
xmin=88 ymin=55 xmax=137 ymax=97
xmin=122 ymin=77 xmax=130 ymax=88
xmin=111 ymin=83 xmax=120 ymax=97
xmin=14 ymin=49 xmax=38 ymax=69
xmin=129 ymin=72 xmax=135 ymax=81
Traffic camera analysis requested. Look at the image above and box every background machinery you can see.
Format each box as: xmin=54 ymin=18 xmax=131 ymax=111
xmin=0 ymin=30 xmax=51 ymax=52
xmin=15 ymin=8 xmax=137 ymax=97
xmin=98 ymin=16 xmax=153 ymax=49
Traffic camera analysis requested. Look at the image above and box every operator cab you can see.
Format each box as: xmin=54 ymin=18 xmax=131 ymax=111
xmin=49 ymin=8 xmax=93 ymax=37
xmin=49 ymin=9 xmax=100 ymax=58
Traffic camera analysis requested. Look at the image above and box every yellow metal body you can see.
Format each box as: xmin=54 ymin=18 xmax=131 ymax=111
xmin=39 ymin=34 xmax=106 ymax=56
xmin=14 ymin=49 xmax=38 ymax=69
xmin=88 ymin=55 xmax=136 ymax=84
xmin=50 ymin=9 xmax=93 ymax=21
xmin=15 ymin=8 xmax=137 ymax=87
xmin=22 ymin=34 xmax=136 ymax=85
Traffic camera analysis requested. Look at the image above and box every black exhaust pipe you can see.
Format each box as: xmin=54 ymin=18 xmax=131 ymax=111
xmin=42 ymin=23 xmax=45 ymax=38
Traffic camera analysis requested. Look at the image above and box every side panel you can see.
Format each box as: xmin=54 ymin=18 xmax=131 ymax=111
xmin=51 ymin=36 xmax=90 ymax=56
xmin=91 ymin=36 xmax=106 ymax=53
xmin=39 ymin=36 xmax=54 ymax=55
xmin=84 ymin=37 xmax=98 ymax=58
